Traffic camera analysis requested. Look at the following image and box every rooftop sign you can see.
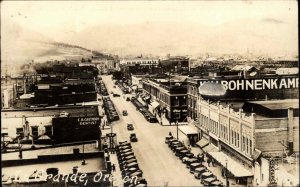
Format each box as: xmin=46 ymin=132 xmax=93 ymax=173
xmin=198 ymin=77 xmax=298 ymax=91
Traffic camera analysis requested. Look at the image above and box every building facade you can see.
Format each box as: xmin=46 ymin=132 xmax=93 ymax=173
xmin=142 ymin=78 xmax=188 ymax=123
xmin=196 ymin=98 xmax=299 ymax=186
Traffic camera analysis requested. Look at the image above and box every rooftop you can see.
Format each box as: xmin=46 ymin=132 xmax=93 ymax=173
xmin=248 ymin=99 xmax=299 ymax=110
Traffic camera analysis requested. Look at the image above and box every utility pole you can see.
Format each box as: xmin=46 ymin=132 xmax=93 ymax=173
xmin=226 ymin=159 xmax=229 ymax=187
xmin=176 ymin=120 xmax=178 ymax=140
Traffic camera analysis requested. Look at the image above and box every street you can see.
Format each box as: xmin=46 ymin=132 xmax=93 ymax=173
xmin=102 ymin=75 xmax=201 ymax=186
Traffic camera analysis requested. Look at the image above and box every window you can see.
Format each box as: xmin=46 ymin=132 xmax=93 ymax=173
xmin=242 ymin=136 xmax=245 ymax=151
xmin=16 ymin=128 xmax=24 ymax=137
xmin=31 ymin=126 xmax=39 ymax=138
xmin=237 ymin=133 xmax=240 ymax=147
xmin=173 ymin=112 xmax=180 ymax=119
xmin=45 ymin=126 xmax=52 ymax=136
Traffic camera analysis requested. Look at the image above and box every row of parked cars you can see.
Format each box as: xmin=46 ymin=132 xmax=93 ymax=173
xmin=116 ymin=81 xmax=130 ymax=94
xmin=131 ymin=98 xmax=158 ymax=123
xmin=116 ymin=141 xmax=147 ymax=187
xmin=98 ymin=81 xmax=109 ymax=96
xmin=165 ymin=136 xmax=224 ymax=187
xmin=103 ymin=97 xmax=119 ymax=122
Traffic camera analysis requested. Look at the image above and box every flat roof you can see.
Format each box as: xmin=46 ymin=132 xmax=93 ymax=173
xmin=2 ymin=142 xmax=99 ymax=161
xmin=2 ymin=158 xmax=104 ymax=176
xmin=248 ymin=99 xmax=299 ymax=110
xmin=1 ymin=105 xmax=98 ymax=118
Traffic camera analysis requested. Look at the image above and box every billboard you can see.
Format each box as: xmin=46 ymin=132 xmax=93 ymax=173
xmin=198 ymin=77 xmax=298 ymax=92
xmin=52 ymin=116 xmax=100 ymax=144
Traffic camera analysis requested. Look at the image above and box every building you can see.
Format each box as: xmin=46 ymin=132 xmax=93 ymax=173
xmin=160 ymin=56 xmax=190 ymax=74
xmin=195 ymin=98 xmax=299 ymax=186
xmin=1 ymin=105 xmax=100 ymax=146
xmin=141 ymin=76 xmax=188 ymax=123
xmin=120 ymin=58 xmax=159 ymax=66
xmin=1 ymin=74 xmax=36 ymax=109
xmin=131 ymin=75 xmax=147 ymax=92
xmin=186 ymin=75 xmax=299 ymax=120
xmin=34 ymin=75 xmax=97 ymax=105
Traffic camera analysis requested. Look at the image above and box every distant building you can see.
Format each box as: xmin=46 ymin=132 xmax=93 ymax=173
xmin=160 ymin=56 xmax=190 ymax=74
xmin=120 ymin=58 xmax=159 ymax=66
xmin=34 ymin=76 xmax=97 ymax=105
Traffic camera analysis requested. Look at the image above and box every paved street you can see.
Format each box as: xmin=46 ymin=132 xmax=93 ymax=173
xmin=102 ymin=75 xmax=202 ymax=186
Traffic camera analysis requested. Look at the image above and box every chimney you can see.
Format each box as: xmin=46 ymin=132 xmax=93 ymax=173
xmin=287 ymin=107 xmax=294 ymax=155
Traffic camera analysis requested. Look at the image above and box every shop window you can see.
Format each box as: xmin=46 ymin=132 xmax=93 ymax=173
xmin=173 ymin=113 xmax=180 ymax=119
xmin=16 ymin=128 xmax=24 ymax=137
xmin=31 ymin=126 xmax=39 ymax=138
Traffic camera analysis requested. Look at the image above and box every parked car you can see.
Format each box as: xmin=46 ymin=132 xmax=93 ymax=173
xmin=127 ymin=124 xmax=134 ymax=131
xmin=204 ymin=180 xmax=224 ymax=187
xmin=130 ymin=133 xmax=138 ymax=142
xmin=113 ymin=93 xmax=121 ymax=97
xmin=186 ymin=158 xmax=198 ymax=168
xmin=194 ymin=167 xmax=207 ymax=179
xmin=123 ymin=110 xmax=128 ymax=116
xmin=190 ymin=163 xmax=203 ymax=173
xmin=201 ymin=177 xmax=217 ymax=186
xmin=200 ymin=172 xmax=215 ymax=184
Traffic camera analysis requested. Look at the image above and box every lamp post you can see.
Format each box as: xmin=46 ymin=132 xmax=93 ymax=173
xmin=176 ymin=120 xmax=179 ymax=140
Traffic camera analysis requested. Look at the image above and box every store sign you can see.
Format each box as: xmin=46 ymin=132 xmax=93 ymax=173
xmin=77 ymin=117 xmax=100 ymax=126
xmin=198 ymin=77 xmax=298 ymax=91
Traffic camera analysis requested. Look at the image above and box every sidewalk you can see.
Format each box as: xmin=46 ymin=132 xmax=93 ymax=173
xmin=190 ymin=146 xmax=245 ymax=187
xmin=158 ymin=115 xmax=188 ymax=126
xmin=110 ymin=151 xmax=124 ymax=187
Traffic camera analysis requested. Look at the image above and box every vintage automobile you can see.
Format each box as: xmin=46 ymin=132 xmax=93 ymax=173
xmin=123 ymin=110 xmax=128 ymax=116
xmin=190 ymin=163 xmax=203 ymax=173
xmin=205 ymin=180 xmax=224 ymax=187
xmin=186 ymin=158 xmax=198 ymax=168
xmin=113 ymin=93 xmax=121 ymax=97
xmin=194 ymin=167 xmax=207 ymax=179
xmin=130 ymin=133 xmax=138 ymax=142
xmin=202 ymin=177 xmax=218 ymax=186
xmin=200 ymin=172 xmax=215 ymax=184
xmin=127 ymin=124 xmax=134 ymax=131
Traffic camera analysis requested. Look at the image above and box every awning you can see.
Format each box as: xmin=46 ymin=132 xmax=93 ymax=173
xmin=208 ymin=151 xmax=253 ymax=177
xmin=251 ymin=149 xmax=262 ymax=160
xmin=178 ymin=125 xmax=198 ymax=135
xmin=202 ymin=144 xmax=218 ymax=152
xmin=150 ymin=101 xmax=160 ymax=109
xmin=196 ymin=138 xmax=209 ymax=148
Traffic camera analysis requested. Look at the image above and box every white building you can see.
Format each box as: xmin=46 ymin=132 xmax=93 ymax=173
xmin=120 ymin=58 xmax=159 ymax=66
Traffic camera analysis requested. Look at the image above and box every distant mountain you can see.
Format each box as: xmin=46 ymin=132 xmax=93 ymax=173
xmin=58 ymin=19 xmax=298 ymax=58
xmin=1 ymin=21 xmax=93 ymax=75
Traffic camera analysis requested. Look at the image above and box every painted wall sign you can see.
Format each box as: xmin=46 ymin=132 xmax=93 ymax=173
xmin=198 ymin=77 xmax=298 ymax=92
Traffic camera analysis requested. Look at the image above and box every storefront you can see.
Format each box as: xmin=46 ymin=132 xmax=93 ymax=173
xmin=178 ymin=125 xmax=199 ymax=146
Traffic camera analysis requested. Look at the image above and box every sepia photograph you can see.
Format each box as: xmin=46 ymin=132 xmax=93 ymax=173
xmin=1 ymin=1 xmax=299 ymax=186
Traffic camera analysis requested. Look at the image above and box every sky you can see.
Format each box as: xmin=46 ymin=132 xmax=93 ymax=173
xmin=1 ymin=0 xmax=298 ymax=65
xmin=1 ymin=1 xmax=298 ymax=39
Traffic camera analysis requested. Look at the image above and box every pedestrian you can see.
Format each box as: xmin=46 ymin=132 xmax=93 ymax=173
xmin=188 ymin=145 xmax=192 ymax=152
xmin=169 ymin=132 xmax=172 ymax=137
xmin=207 ymin=157 xmax=211 ymax=166
xmin=112 ymin=164 xmax=115 ymax=172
